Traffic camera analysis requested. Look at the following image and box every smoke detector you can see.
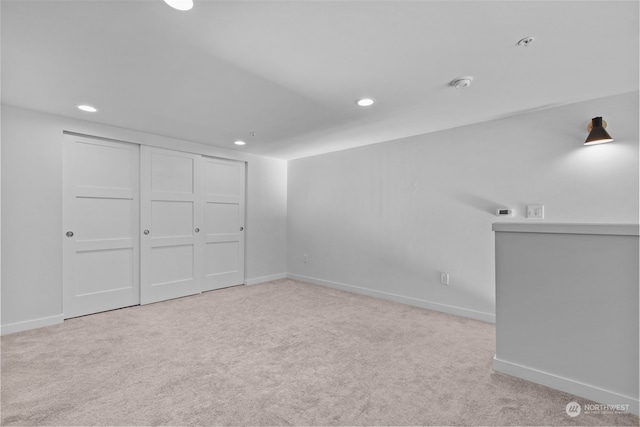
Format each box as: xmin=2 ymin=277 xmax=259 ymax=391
xmin=450 ymin=76 xmax=474 ymax=89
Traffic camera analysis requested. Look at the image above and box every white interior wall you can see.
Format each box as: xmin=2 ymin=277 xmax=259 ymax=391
xmin=1 ymin=105 xmax=287 ymax=333
xmin=287 ymin=91 xmax=639 ymax=321
xmin=2 ymin=91 xmax=638 ymax=332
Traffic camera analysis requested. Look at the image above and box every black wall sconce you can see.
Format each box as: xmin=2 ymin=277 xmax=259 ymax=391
xmin=585 ymin=117 xmax=613 ymax=145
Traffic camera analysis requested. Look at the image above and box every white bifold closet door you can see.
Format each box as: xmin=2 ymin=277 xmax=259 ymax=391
xmin=140 ymin=146 xmax=203 ymax=304
xmin=63 ymin=135 xmax=140 ymax=318
xmin=202 ymin=157 xmax=246 ymax=291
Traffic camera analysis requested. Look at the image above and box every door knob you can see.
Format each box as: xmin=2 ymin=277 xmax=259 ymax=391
xmin=66 ymin=231 xmax=74 ymax=238
xmin=195 ymin=228 xmax=200 ymax=233
xmin=143 ymin=230 xmax=150 ymax=235
xmin=240 ymin=227 xmax=244 ymax=231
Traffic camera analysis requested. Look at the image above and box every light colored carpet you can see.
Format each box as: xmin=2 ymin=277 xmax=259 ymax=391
xmin=1 ymin=279 xmax=638 ymax=426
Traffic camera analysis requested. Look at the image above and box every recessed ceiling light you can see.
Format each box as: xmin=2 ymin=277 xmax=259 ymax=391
xmin=77 ymin=104 xmax=98 ymax=113
xmin=164 ymin=0 xmax=193 ymax=11
xmin=234 ymin=140 xmax=246 ymax=146
xmin=450 ymin=76 xmax=474 ymax=89
xmin=517 ymin=36 xmax=535 ymax=47
xmin=356 ymin=98 xmax=375 ymax=107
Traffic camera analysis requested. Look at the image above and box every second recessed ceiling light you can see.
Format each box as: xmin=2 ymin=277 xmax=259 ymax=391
xmin=450 ymin=76 xmax=474 ymax=89
xmin=356 ymin=98 xmax=375 ymax=107
xmin=164 ymin=0 xmax=193 ymax=11
xmin=77 ymin=104 xmax=98 ymax=113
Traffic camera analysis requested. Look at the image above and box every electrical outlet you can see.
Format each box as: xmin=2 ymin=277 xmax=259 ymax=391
xmin=440 ymin=272 xmax=450 ymax=285
xmin=303 ymin=254 xmax=309 ymax=263
xmin=526 ymin=205 xmax=544 ymax=219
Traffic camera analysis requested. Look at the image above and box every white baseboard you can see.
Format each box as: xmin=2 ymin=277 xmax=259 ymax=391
xmin=493 ymin=356 xmax=639 ymax=416
xmin=287 ymin=273 xmax=495 ymax=323
xmin=245 ymin=273 xmax=287 ymax=286
xmin=1 ymin=314 xmax=64 ymax=336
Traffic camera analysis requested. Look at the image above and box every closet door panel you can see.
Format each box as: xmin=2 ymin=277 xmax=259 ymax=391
xmin=204 ymin=203 xmax=239 ymax=234
xmin=202 ymin=157 xmax=246 ymax=291
xmin=141 ymin=147 xmax=202 ymax=304
xmin=151 ymin=201 xmax=194 ymax=237
xmin=63 ymin=135 xmax=140 ymax=318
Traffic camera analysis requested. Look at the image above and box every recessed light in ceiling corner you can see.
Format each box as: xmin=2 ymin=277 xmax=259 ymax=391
xmin=356 ymin=98 xmax=375 ymax=107
xmin=164 ymin=0 xmax=193 ymax=11
xmin=234 ymin=140 xmax=246 ymax=146
xmin=450 ymin=76 xmax=473 ymax=89
xmin=517 ymin=36 xmax=535 ymax=47
xmin=77 ymin=104 xmax=98 ymax=113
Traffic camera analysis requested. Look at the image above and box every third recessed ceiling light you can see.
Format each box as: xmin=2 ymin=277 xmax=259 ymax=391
xmin=356 ymin=98 xmax=375 ymax=107
xmin=77 ymin=104 xmax=98 ymax=113
xmin=164 ymin=0 xmax=193 ymax=11
xmin=450 ymin=76 xmax=474 ymax=89
xmin=517 ymin=36 xmax=535 ymax=47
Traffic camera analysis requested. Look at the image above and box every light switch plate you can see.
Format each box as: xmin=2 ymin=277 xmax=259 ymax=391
xmin=527 ymin=205 xmax=544 ymax=219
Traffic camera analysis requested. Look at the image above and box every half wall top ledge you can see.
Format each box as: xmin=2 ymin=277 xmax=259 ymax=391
xmin=492 ymin=223 xmax=640 ymax=236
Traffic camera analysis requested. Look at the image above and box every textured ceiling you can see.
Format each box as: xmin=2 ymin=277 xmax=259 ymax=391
xmin=2 ymin=0 xmax=638 ymax=159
